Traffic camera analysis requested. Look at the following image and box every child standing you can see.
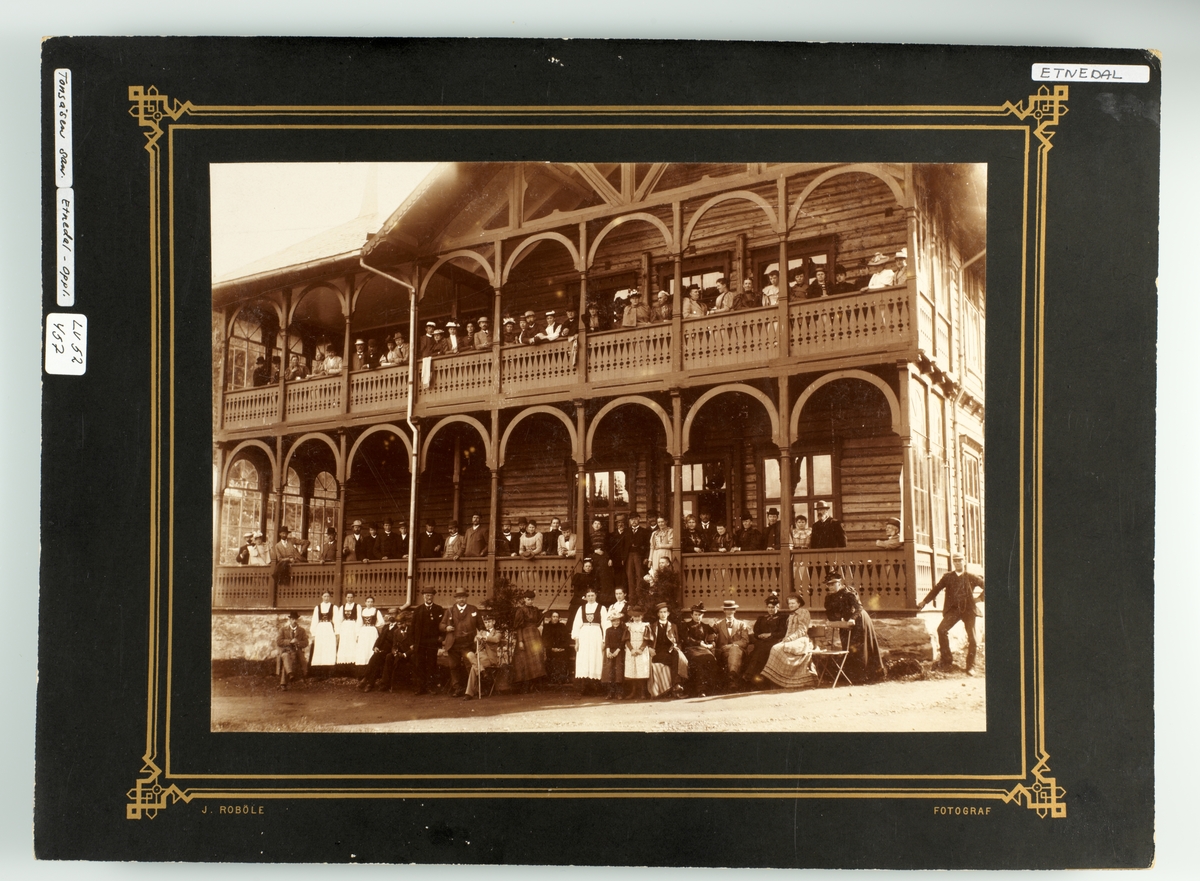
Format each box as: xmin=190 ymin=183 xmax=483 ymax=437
xmin=601 ymin=609 xmax=627 ymax=700
xmin=623 ymin=605 xmax=651 ymax=700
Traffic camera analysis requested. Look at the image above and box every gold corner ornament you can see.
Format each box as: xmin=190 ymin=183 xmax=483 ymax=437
xmin=1002 ymin=85 xmax=1069 ymax=150
xmin=127 ymin=85 xmax=192 ymax=150
xmin=126 ymin=760 xmax=186 ymax=819
xmin=1003 ymin=754 xmax=1067 ymax=818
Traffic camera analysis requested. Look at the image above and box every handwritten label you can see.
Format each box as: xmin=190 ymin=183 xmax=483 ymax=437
xmin=56 ymin=188 xmax=74 ymax=306
xmin=1032 ymin=63 xmax=1150 ymax=83
xmin=45 ymin=312 xmax=86 ymax=375
xmin=54 ymin=68 xmax=72 ymax=188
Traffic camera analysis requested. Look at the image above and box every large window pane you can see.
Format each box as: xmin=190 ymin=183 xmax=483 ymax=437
xmin=813 ymin=454 xmax=832 ymax=495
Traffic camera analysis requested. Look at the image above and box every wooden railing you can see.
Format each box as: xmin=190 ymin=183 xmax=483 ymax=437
xmin=286 ymin=374 xmax=343 ymax=423
xmin=213 ymin=565 xmax=273 ymax=607
xmin=789 ymin=286 xmax=915 ymax=357
xmin=274 ymin=563 xmax=338 ymax=607
xmin=791 ymin=548 xmax=909 ymax=611
xmin=497 ymin=557 xmax=579 ymax=610
xmin=350 ymin=366 xmax=408 ymax=415
xmin=414 ymin=558 xmax=491 ymax=598
xmin=682 ymin=306 xmax=779 ymax=371
xmin=680 ymin=551 xmax=783 ymax=609
xmin=419 ymin=351 xmax=493 ymax=405
xmin=502 ymin=338 xmax=576 ymax=394
xmin=343 ymin=561 xmax=409 ymax=607
xmin=223 ymin=386 xmax=280 ymax=430
xmin=587 ymin=323 xmax=673 ymax=383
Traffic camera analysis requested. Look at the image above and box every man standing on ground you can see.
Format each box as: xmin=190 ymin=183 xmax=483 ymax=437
xmin=411 ymin=589 xmax=444 ymax=695
xmin=917 ymin=552 xmax=985 ymax=675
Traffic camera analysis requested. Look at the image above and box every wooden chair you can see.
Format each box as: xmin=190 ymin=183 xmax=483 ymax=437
xmin=809 ymin=620 xmax=853 ymax=688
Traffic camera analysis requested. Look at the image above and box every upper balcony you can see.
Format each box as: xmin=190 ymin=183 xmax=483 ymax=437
xmin=220 ymin=284 xmax=921 ymax=434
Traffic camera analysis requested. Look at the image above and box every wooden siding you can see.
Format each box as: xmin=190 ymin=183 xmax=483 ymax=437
xmin=839 ymin=435 xmax=903 ymax=546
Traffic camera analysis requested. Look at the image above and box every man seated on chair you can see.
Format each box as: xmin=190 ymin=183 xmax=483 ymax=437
xmin=439 ymin=589 xmax=479 ymax=697
xmin=464 ymin=610 xmax=503 ymax=700
xmin=276 ymin=611 xmax=309 ymax=690
xmin=713 ymin=599 xmax=752 ymax=691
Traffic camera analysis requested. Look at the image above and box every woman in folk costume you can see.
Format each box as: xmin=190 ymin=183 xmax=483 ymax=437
xmin=622 ymin=605 xmax=652 ymax=700
xmin=335 ymin=591 xmax=361 ymax=672
xmin=354 ymin=596 xmax=385 ymax=671
xmin=648 ymin=516 xmax=674 ymax=573
xmin=570 ymin=587 xmax=608 ymax=696
xmin=648 ymin=602 xmax=686 ymax=699
xmin=511 ymin=590 xmax=547 ymax=691
xmin=822 ymin=572 xmax=887 ymax=683
xmin=310 ymin=590 xmax=339 ymax=674
xmin=761 ymin=593 xmax=818 ymax=689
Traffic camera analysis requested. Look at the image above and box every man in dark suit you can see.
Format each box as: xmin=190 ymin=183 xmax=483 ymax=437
xmin=806 ymin=266 xmax=829 ymax=299
xmin=410 ymin=589 xmax=444 ymax=695
xmin=713 ymin=600 xmax=752 ymax=689
xmin=809 ymin=500 xmax=847 ymax=549
xmin=625 ymin=515 xmax=651 ymax=590
xmin=764 ymin=508 xmax=782 ymax=550
xmin=377 ymin=518 xmax=402 ymax=560
xmin=417 ymin=520 xmax=444 ymax=558
xmin=439 ymin=589 xmax=480 ymax=697
xmin=609 ymin=517 xmax=631 ymax=594
xmin=359 ymin=607 xmax=411 ymax=692
xmin=464 ymin=513 xmax=489 ymax=557
xmin=696 ymin=512 xmax=716 ymax=551
xmin=918 ymin=552 xmax=986 ymax=674
xmin=358 ymin=523 xmax=378 ymax=561
xmin=341 ymin=519 xmax=365 ymax=561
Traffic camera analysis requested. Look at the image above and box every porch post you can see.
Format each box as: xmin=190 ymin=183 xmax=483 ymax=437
xmin=777 ymin=236 xmax=791 ymax=358
xmin=341 ymin=282 xmax=353 ymax=415
xmin=216 ymin=307 xmax=228 ymax=431
xmin=451 ymin=433 xmax=462 ymax=525
xmin=213 ymin=444 xmax=226 ymax=569
xmin=335 ymin=430 xmax=348 ymax=605
xmin=576 ymin=272 xmax=588 ymax=385
xmin=896 ymin=362 xmax=919 ymax=608
xmin=672 ymin=201 xmax=683 ymax=373
xmin=778 ymin=376 xmax=793 ymax=595
xmin=489 ymin=412 xmax=501 ymax=591
xmin=671 ymin=390 xmax=684 ymax=607
xmin=277 ymin=288 xmax=290 ymax=423
xmin=273 ymin=434 xmax=285 ymax=607
xmin=492 ymin=286 xmax=503 ymax=393
xmin=574 ymin=400 xmax=587 ymax=566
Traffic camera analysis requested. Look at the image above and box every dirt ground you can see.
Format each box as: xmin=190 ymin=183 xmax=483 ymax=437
xmin=212 ymin=663 xmax=986 ymax=733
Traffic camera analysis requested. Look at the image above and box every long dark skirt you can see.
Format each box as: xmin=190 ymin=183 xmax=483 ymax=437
xmin=511 ymin=625 xmax=546 ymax=682
xmin=840 ymin=610 xmax=888 ymax=682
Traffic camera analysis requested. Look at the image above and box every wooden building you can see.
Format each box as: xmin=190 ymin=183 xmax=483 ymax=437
xmin=212 ymin=161 xmax=986 ymax=616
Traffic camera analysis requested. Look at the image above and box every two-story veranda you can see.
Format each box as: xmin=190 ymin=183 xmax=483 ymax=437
xmin=212 ymin=161 xmax=986 ymax=619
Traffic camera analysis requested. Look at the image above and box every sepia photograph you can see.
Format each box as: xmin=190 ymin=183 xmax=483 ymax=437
xmin=209 ymin=160 xmax=988 ymax=733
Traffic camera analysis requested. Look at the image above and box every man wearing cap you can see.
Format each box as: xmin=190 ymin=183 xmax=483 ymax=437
xmin=419 ymin=321 xmax=437 ymax=358
xmin=832 ymin=263 xmax=857 ymax=295
xmin=764 ymin=508 xmax=782 ymax=551
xmin=251 ymin=354 xmax=271 ymax=387
xmin=519 ymin=311 xmax=540 ymax=345
xmin=761 ymin=269 xmax=782 ymax=307
xmin=918 ymin=553 xmax=985 ymax=674
xmin=439 ymin=589 xmax=479 ymax=697
xmin=742 ymin=594 xmax=788 ymax=683
xmin=621 ymin=291 xmax=652 ymax=327
xmin=806 ymin=265 xmax=829 ymax=300
xmin=864 ymin=252 xmax=896 ymax=290
xmin=464 ymin=512 xmax=488 ymax=557
xmin=464 ymin=610 xmax=503 ymax=700
xmin=320 ymin=526 xmax=338 ymax=563
xmin=625 ymin=515 xmax=651 ymax=589
xmin=350 ymin=338 xmax=371 ymax=371
xmin=276 ymin=611 xmax=309 ymax=690
xmin=430 ymin=326 xmax=451 ymax=356
xmin=733 ymin=512 xmax=764 ymax=553
xmin=876 ymin=517 xmax=903 ymax=550
xmin=418 ymin=520 xmax=444 ymax=559
xmin=235 ymin=531 xmax=253 ymax=565
xmin=473 ymin=316 xmax=491 ymax=349
xmin=714 ymin=600 xmax=752 ymax=688
xmin=360 ymin=607 xmax=410 ymax=693
xmin=809 ymin=501 xmax=847 ymax=549
xmin=411 ymin=589 xmax=444 ymax=695
xmin=442 ymin=520 xmax=465 ymax=561
xmin=342 ymin=519 xmax=365 ymax=562
xmin=534 ymin=311 xmax=566 ymax=343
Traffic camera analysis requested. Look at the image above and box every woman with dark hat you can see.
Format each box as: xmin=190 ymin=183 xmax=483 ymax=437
xmin=680 ymin=604 xmax=719 ymax=697
xmin=511 ymin=589 xmax=547 ymax=691
xmin=822 ymin=572 xmax=887 ymax=682
xmin=741 ymin=593 xmax=788 ymax=684
xmin=761 ymin=593 xmax=817 ymax=689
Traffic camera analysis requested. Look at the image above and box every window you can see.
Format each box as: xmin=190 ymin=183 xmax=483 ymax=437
xmin=789 ymin=452 xmax=835 ymax=527
xmin=586 ymin=468 xmax=630 ymax=530
xmin=929 ymin=397 xmax=948 ymax=552
xmin=752 ymin=235 xmax=837 ymax=296
xmin=962 ymin=450 xmax=983 ymax=565
xmin=671 ymin=460 xmax=727 ymax=523
xmin=226 ymin=315 xmax=269 ymax=391
xmin=307 ymin=471 xmax=338 ymax=562
xmin=658 ymin=253 xmax=730 ymax=310
xmin=220 ymin=459 xmax=263 ymax=564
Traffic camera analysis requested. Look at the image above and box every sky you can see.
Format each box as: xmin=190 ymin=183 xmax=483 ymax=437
xmin=209 ymin=162 xmax=438 ymax=279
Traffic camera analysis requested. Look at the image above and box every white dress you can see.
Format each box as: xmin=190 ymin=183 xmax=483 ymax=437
xmin=336 ymin=602 xmax=360 ymax=665
xmin=355 ymin=605 xmax=384 ymax=667
xmin=310 ymin=602 xmax=339 ymax=667
xmin=571 ymin=602 xmax=608 ymax=680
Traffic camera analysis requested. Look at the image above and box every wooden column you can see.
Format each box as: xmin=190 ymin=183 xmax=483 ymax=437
xmin=215 ymin=307 xmax=228 ymax=431
xmin=277 ymin=288 xmax=290 ymax=423
xmin=272 ymin=434 xmax=285 ymax=606
xmin=335 ymin=431 xmax=348 ymax=604
xmin=451 ymin=433 xmax=462 ymax=525
xmin=777 ymin=376 xmax=793 ymax=595
xmin=341 ymin=283 xmax=353 ymax=414
xmin=213 ymin=445 xmax=226 ymax=569
xmin=576 ymin=272 xmax=588 ymax=385
xmin=777 ymin=236 xmax=791 ymax=358
xmin=489 ymin=412 xmax=501 ymax=590
xmin=574 ymin=400 xmax=587 ymax=566
xmin=492 ymin=286 xmax=503 ymax=393
xmin=671 ymin=391 xmax=684 ymax=606
xmin=896 ymin=363 xmax=919 ymax=608
xmin=672 ymin=202 xmax=684 ymax=373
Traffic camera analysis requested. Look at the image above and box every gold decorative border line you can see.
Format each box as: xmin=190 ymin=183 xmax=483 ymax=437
xmin=127 ymin=88 xmax=1065 ymax=819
